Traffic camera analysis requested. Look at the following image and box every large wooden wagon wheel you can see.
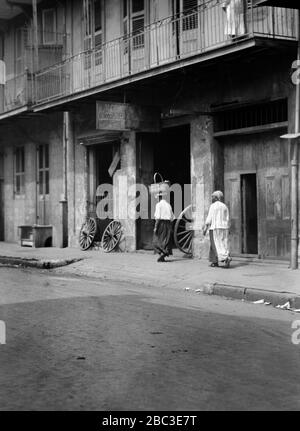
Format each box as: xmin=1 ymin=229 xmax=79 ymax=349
xmin=101 ymin=220 xmax=123 ymax=253
xmin=79 ymin=217 xmax=97 ymax=251
xmin=174 ymin=205 xmax=194 ymax=255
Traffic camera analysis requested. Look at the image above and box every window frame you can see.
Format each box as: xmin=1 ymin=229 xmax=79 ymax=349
xmin=15 ymin=28 xmax=24 ymax=76
xmin=42 ymin=8 xmax=57 ymax=45
xmin=14 ymin=146 xmax=25 ymax=196
xmin=181 ymin=0 xmax=199 ymax=32
xmin=123 ymin=0 xmax=145 ymax=50
xmin=83 ymin=0 xmax=105 ymax=68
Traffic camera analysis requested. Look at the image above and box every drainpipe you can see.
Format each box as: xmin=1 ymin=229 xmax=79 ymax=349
xmin=60 ymin=111 xmax=70 ymax=248
xmin=282 ymin=9 xmax=300 ymax=269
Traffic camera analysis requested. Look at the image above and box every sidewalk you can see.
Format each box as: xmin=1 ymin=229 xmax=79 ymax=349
xmin=0 ymin=242 xmax=300 ymax=308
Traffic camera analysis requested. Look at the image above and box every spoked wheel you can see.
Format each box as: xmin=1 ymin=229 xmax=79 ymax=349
xmin=101 ymin=220 xmax=123 ymax=253
xmin=79 ymin=217 xmax=97 ymax=251
xmin=174 ymin=205 xmax=194 ymax=255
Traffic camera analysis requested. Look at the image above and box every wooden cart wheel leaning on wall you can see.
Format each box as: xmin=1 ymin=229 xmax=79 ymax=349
xmin=79 ymin=217 xmax=123 ymax=253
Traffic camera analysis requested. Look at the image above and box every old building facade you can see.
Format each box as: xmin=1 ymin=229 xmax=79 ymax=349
xmin=0 ymin=0 xmax=299 ymax=264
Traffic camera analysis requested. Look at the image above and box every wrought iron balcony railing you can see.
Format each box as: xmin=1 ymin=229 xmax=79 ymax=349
xmin=10 ymin=1 xmax=300 ymax=107
xmin=0 ymin=72 xmax=33 ymax=114
xmin=0 ymin=27 xmax=70 ymax=115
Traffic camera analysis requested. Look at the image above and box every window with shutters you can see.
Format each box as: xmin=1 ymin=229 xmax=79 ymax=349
xmin=83 ymin=0 xmax=103 ymax=67
xmin=14 ymin=147 xmax=25 ymax=196
xmin=38 ymin=144 xmax=49 ymax=196
xmin=182 ymin=0 xmax=198 ymax=31
xmin=123 ymin=0 xmax=129 ymax=54
xmin=123 ymin=0 xmax=145 ymax=51
xmin=94 ymin=0 xmax=103 ymax=66
xmin=132 ymin=0 xmax=144 ymax=50
xmin=42 ymin=9 xmax=57 ymax=45
xmin=15 ymin=28 xmax=23 ymax=75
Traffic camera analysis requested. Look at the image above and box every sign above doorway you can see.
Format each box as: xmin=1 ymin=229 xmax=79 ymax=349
xmin=96 ymin=101 xmax=160 ymax=132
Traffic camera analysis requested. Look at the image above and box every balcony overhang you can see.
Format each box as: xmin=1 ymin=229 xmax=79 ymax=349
xmin=0 ymin=105 xmax=30 ymax=121
xmin=32 ymin=36 xmax=297 ymax=114
xmin=254 ymin=0 xmax=300 ymax=8
xmin=0 ymin=0 xmax=41 ymax=21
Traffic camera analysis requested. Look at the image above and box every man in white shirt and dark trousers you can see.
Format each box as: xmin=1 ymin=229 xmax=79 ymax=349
xmin=153 ymin=191 xmax=174 ymax=262
xmin=203 ymin=190 xmax=232 ymax=268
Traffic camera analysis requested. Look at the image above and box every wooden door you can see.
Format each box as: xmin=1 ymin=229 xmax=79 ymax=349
xmin=258 ymin=167 xmax=290 ymax=259
xmin=224 ymin=173 xmax=241 ymax=254
xmin=223 ymin=132 xmax=290 ymax=260
xmin=179 ymin=0 xmax=200 ymax=57
xmin=123 ymin=0 xmax=146 ymax=74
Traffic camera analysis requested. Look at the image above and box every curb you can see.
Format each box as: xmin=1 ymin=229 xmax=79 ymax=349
xmin=200 ymin=282 xmax=300 ymax=309
xmin=0 ymin=256 xmax=82 ymax=269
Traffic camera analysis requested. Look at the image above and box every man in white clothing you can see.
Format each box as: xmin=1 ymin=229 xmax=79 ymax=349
xmin=153 ymin=191 xmax=174 ymax=262
xmin=203 ymin=190 xmax=231 ymax=268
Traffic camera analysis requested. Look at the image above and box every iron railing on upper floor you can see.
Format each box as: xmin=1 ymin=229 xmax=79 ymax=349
xmin=0 ymin=72 xmax=33 ymax=114
xmin=2 ymin=1 xmax=298 ymax=110
xmin=0 ymin=27 xmax=70 ymax=114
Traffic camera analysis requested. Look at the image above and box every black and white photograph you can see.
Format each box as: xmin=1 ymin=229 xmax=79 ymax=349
xmin=0 ymin=0 xmax=300 ymax=418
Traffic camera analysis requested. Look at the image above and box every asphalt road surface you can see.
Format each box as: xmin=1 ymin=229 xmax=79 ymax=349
xmin=0 ymin=266 xmax=299 ymax=411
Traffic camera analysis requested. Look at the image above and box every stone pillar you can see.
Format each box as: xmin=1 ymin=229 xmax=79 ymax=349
xmin=114 ymin=131 xmax=137 ymax=252
xmin=191 ymin=115 xmax=224 ymax=259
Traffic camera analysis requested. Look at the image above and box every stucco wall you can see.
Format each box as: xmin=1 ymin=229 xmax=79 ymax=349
xmin=0 ymin=113 xmax=64 ymax=246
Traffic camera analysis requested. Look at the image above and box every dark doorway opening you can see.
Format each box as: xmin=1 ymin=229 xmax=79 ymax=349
xmin=92 ymin=142 xmax=120 ymax=217
xmin=153 ymin=125 xmax=191 ymax=193
xmin=95 ymin=144 xmax=115 ymax=187
xmin=241 ymin=173 xmax=258 ymax=254
xmin=137 ymin=124 xmax=191 ymax=250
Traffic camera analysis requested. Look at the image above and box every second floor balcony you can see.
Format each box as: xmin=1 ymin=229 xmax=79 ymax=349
xmin=11 ymin=2 xmax=300 ymax=107
xmin=0 ymin=26 xmax=70 ymax=117
xmin=0 ymin=72 xmax=33 ymax=115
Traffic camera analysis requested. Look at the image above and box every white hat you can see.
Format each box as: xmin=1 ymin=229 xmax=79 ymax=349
xmin=212 ymin=190 xmax=223 ymax=200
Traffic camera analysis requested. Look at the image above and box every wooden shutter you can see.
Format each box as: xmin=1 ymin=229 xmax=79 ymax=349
xmin=131 ymin=0 xmax=145 ymax=49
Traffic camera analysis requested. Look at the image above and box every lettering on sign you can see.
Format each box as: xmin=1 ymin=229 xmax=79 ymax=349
xmin=96 ymin=101 xmax=160 ymax=132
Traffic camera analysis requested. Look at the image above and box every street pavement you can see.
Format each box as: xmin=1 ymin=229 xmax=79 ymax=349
xmin=0 ymin=266 xmax=300 ymax=411
xmin=0 ymin=242 xmax=300 ymax=301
